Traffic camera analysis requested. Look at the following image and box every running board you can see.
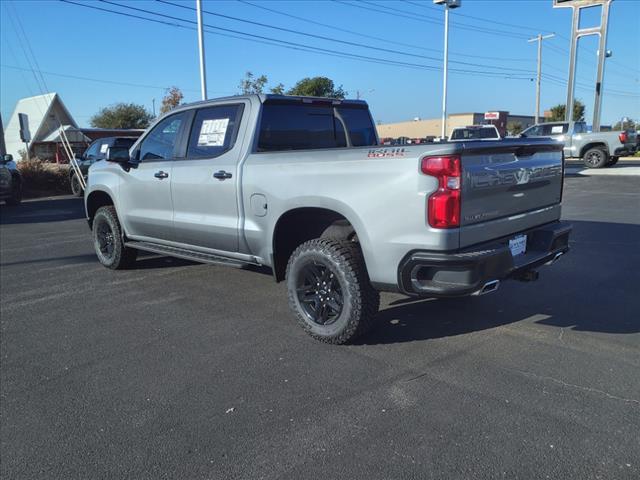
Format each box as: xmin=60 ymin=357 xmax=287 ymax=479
xmin=125 ymin=241 xmax=250 ymax=268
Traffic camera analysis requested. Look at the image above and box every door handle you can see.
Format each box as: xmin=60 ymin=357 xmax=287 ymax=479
xmin=213 ymin=170 xmax=233 ymax=180
xmin=154 ymin=171 xmax=169 ymax=179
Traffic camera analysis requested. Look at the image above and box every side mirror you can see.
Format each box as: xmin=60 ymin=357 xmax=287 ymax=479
xmin=1 ymin=154 xmax=14 ymax=163
xmin=106 ymin=147 xmax=130 ymax=163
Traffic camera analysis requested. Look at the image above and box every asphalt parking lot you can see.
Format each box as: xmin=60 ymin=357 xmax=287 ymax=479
xmin=1 ymin=169 xmax=639 ymax=479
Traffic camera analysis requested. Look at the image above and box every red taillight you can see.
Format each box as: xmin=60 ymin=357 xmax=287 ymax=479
xmin=421 ymin=155 xmax=461 ymax=228
xmin=619 ymin=131 xmax=628 ymax=144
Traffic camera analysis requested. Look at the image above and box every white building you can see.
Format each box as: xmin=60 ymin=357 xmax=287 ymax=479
xmin=4 ymin=92 xmax=88 ymax=161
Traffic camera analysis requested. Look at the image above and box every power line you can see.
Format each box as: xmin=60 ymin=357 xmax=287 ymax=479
xmin=61 ymin=0 xmax=535 ymax=79
xmin=154 ymin=0 xmax=534 ymax=73
xmin=3 ymin=2 xmax=47 ymax=96
xmin=0 ymin=64 xmax=216 ymax=93
xmin=335 ymin=0 xmax=530 ymax=40
xmin=403 ymin=0 xmax=555 ymax=36
xmin=6 ymin=1 xmax=49 ymax=93
xmin=237 ymin=0 xmax=532 ymax=63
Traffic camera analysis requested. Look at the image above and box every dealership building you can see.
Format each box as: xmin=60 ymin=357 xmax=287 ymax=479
xmin=376 ymin=111 xmax=539 ymax=139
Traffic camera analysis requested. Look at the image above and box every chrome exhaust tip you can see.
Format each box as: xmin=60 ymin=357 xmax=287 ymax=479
xmin=473 ymin=280 xmax=500 ymax=296
xmin=545 ymin=251 xmax=564 ymax=266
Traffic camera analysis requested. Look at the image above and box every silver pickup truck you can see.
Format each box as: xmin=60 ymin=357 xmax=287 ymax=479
xmin=85 ymin=94 xmax=571 ymax=344
xmin=520 ymin=121 xmax=637 ymax=168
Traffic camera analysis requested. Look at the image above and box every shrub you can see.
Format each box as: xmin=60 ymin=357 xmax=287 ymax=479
xmin=17 ymin=159 xmax=70 ymax=197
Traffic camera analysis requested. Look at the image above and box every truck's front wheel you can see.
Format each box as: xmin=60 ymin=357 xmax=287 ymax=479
xmin=286 ymin=239 xmax=380 ymax=344
xmin=92 ymin=206 xmax=138 ymax=269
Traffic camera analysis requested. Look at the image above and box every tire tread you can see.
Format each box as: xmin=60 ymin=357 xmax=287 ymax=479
xmin=286 ymin=238 xmax=379 ymax=344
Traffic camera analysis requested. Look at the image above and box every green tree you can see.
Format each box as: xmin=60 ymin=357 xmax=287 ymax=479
xmin=160 ymin=86 xmax=184 ymax=115
xmin=507 ymin=121 xmax=523 ymax=135
xmin=90 ymin=103 xmax=153 ymax=129
xmin=270 ymin=83 xmax=285 ymax=95
xmin=286 ymin=76 xmax=346 ymax=98
xmin=239 ymin=71 xmax=269 ymax=94
xmin=547 ymin=99 xmax=585 ymax=122
xmin=612 ymin=118 xmax=636 ymax=131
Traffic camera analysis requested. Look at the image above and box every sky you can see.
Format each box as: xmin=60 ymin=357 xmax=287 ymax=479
xmin=1 ymin=0 xmax=639 ymax=128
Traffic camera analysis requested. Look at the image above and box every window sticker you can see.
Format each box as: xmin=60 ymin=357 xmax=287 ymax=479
xmin=198 ymin=118 xmax=229 ymax=147
xmin=551 ymin=125 xmax=564 ymax=134
xmin=100 ymin=143 xmax=109 ymax=153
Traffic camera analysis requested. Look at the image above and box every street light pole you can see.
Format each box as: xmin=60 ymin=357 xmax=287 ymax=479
xmin=441 ymin=5 xmax=449 ymax=139
xmin=434 ymin=0 xmax=460 ymax=140
xmin=196 ymin=0 xmax=208 ymax=100
xmin=528 ymin=33 xmax=555 ymax=124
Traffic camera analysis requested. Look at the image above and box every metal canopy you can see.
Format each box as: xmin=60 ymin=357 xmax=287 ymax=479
xmin=554 ymin=0 xmax=613 ymax=132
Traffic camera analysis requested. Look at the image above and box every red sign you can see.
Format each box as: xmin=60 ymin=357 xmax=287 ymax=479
xmin=484 ymin=112 xmax=500 ymax=120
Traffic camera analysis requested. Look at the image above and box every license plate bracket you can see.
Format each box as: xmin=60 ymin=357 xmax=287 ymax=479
xmin=509 ymin=234 xmax=527 ymax=257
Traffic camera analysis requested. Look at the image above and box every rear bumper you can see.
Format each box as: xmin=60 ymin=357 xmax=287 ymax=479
xmin=613 ymin=146 xmax=636 ymax=157
xmin=397 ymin=221 xmax=572 ymax=297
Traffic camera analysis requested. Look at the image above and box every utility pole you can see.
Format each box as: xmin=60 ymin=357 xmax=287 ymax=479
xmin=196 ymin=0 xmax=208 ymax=100
xmin=434 ymin=0 xmax=461 ymax=140
xmin=528 ymin=33 xmax=555 ymax=124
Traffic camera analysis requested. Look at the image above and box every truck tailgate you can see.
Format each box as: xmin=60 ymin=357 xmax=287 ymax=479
xmin=459 ymin=140 xmax=564 ymax=247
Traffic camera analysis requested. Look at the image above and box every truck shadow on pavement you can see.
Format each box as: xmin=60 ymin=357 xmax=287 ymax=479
xmin=358 ymin=219 xmax=640 ymax=344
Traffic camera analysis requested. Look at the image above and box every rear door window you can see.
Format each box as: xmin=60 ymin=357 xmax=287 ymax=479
xmin=258 ymin=104 xmax=346 ymax=152
xmin=574 ymin=122 xmax=587 ymax=134
xmin=186 ymin=104 xmax=244 ymax=159
xmin=257 ymin=102 xmax=377 ymax=152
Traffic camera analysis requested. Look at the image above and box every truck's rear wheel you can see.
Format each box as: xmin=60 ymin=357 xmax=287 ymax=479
xmin=583 ymin=147 xmax=609 ymax=168
xmin=286 ymin=238 xmax=379 ymax=344
xmin=92 ymin=206 xmax=137 ymax=269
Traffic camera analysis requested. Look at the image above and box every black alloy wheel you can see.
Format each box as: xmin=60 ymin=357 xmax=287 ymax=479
xmin=92 ymin=206 xmax=138 ymax=269
xmin=285 ymin=238 xmax=380 ymax=344
xmin=95 ymin=217 xmax=116 ymax=262
xmin=583 ymin=147 xmax=608 ymax=168
xmin=296 ymin=260 xmax=344 ymax=326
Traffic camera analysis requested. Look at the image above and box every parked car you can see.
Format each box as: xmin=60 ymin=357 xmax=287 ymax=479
xmin=85 ymin=94 xmax=571 ymax=344
xmin=450 ymin=125 xmax=501 ymax=141
xmin=70 ymin=137 xmax=138 ymax=196
xmin=0 ymin=154 xmax=22 ymax=205
xmin=520 ymin=121 xmax=637 ymax=168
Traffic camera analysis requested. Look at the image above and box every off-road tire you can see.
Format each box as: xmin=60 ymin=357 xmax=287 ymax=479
xmin=70 ymin=173 xmax=83 ymax=197
xmin=286 ymin=238 xmax=380 ymax=344
xmin=5 ymin=180 xmax=22 ymax=206
xmin=92 ymin=206 xmax=137 ymax=269
xmin=582 ymin=147 xmax=609 ymax=169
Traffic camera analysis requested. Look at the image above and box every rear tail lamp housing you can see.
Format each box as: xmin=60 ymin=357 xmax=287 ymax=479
xmin=618 ymin=131 xmax=628 ymax=144
xmin=421 ymin=155 xmax=461 ymax=228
